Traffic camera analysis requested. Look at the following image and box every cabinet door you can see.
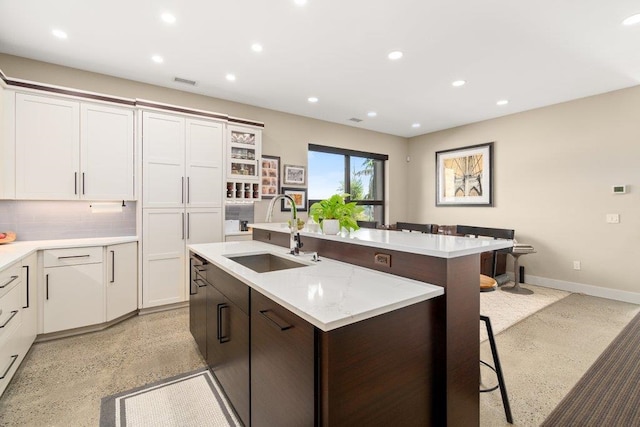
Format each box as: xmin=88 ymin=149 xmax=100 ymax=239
xmin=186 ymin=119 xmax=223 ymax=208
xmin=106 ymin=242 xmax=138 ymax=321
xmin=142 ymin=112 xmax=185 ymax=208
xmin=186 ymin=208 xmax=222 ymax=244
xmin=19 ymin=252 xmax=37 ymax=349
xmin=251 ymin=290 xmax=316 ymax=427
xmin=207 ymin=284 xmax=250 ymax=427
xmin=15 ymin=93 xmax=80 ymax=199
xmin=43 ymin=263 xmax=104 ymax=333
xmin=142 ymin=209 xmax=185 ymax=308
xmin=81 ymin=104 xmax=134 ymax=200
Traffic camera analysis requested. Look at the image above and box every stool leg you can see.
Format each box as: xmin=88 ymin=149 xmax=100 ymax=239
xmin=481 ymin=315 xmax=514 ymax=424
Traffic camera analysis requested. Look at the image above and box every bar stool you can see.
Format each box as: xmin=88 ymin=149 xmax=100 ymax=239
xmin=480 ymin=315 xmax=513 ymax=424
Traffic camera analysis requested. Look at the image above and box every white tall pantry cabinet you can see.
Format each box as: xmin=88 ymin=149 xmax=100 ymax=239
xmin=141 ymin=111 xmax=223 ymax=308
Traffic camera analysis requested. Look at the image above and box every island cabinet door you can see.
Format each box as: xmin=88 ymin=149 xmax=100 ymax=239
xmin=206 ymin=283 xmax=250 ymax=426
xmin=251 ymin=290 xmax=316 ymax=427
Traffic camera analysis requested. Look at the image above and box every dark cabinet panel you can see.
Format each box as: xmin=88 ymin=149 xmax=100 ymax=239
xmin=206 ymin=275 xmax=250 ymax=426
xmin=189 ymin=257 xmax=207 ymax=359
xmin=251 ymin=289 xmax=316 ymax=427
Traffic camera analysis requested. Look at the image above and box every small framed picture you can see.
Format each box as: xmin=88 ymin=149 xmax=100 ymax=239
xmin=436 ymin=142 xmax=493 ymax=207
xmin=283 ymin=164 xmax=306 ymax=186
xmin=260 ymin=155 xmax=280 ymax=198
xmin=281 ymin=187 xmax=307 ymax=212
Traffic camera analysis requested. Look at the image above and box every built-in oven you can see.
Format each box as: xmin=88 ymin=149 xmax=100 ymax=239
xmin=189 ymin=253 xmax=208 ymax=358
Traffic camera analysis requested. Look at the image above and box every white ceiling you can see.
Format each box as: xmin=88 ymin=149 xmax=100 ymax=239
xmin=0 ymin=0 xmax=639 ymax=137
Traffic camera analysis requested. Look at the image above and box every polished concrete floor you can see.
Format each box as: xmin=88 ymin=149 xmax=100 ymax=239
xmin=0 ymin=294 xmax=638 ymax=426
xmin=0 ymin=308 xmax=206 ymax=427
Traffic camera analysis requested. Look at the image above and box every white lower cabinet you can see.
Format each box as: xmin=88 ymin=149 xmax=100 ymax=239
xmin=142 ymin=208 xmax=222 ymax=308
xmin=43 ymin=247 xmax=104 ymax=334
xmin=0 ymin=261 xmax=24 ymax=396
xmin=106 ymin=242 xmax=138 ymax=321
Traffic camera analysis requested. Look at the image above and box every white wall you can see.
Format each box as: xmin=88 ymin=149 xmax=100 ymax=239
xmin=408 ymin=86 xmax=640 ymax=301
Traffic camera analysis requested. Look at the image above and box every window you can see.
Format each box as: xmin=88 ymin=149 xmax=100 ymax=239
xmin=308 ymin=144 xmax=387 ymax=226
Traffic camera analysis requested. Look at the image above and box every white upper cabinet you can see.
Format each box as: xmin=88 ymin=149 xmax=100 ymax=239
xmin=15 ymin=93 xmax=80 ymax=199
xmin=186 ymin=119 xmax=223 ymax=208
xmin=81 ymin=104 xmax=134 ymax=200
xmin=142 ymin=112 xmax=185 ymax=208
xmin=143 ymin=112 xmax=223 ymax=209
xmin=14 ymin=93 xmax=134 ymax=200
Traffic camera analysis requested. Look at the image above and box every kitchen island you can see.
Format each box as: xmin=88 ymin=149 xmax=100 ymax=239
xmin=251 ymin=223 xmax=513 ymax=426
xmin=190 ymin=225 xmax=511 ymax=426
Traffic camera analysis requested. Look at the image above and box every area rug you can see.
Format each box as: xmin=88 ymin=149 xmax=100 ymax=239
xmin=480 ymin=283 xmax=570 ymax=342
xmin=100 ymin=369 xmax=241 ymax=427
xmin=541 ymin=310 xmax=640 ymax=426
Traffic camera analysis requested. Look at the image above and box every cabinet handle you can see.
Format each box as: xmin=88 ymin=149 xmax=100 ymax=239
xmin=0 ymin=310 xmax=18 ymax=329
xmin=0 ymin=355 xmax=19 ymax=380
xmin=0 ymin=275 xmax=18 ymax=289
xmin=181 ymin=177 xmax=185 ymax=204
xmin=217 ymin=303 xmax=230 ymax=343
xmin=187 ymin=177 xmax=190 ymax=204
xmin=110 ymin=250 xmax=115 ymax=283
xmin=46 ymin=274 xmax=49 ymax=300
xmin=181 ymin=213 xmax=185 ymax=240
xmin=195 ymin=278 xmax=207 ymax=288
xmin=22 ymin=266 xmax=29 ymax=309
xmin=187 ymin=213 xmax=190 ymax=240
xmin=57 ymin=254 xmax=91 ymax=260
xmin=259 ymin=309 xmax=293 ymax=331
xmin=74 ymin=172 xmax=78 ymax=195
xmin=82 ymin=172 xmax=85 ymax=195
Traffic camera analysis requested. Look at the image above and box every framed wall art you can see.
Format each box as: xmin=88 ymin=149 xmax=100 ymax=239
xmin=261 ymin=155 xmax=280 ymax=198
xmin=280 ymin=187 xmax=308 ymax=212
xmin=283 ymin=164 xmax=306 ymax=185
xmin=435 ymin=142 xmax=493 ymax=207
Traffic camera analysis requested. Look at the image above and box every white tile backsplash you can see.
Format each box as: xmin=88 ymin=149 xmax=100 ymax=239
xmin=0 ymin=200 xmax=137 ymax=241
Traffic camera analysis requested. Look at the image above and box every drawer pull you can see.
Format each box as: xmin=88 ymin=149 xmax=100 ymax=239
xmin=195 ymin=278 xmax=207 ymax=288
xmin=0 ymin=310 xmax=18 ymax=329
xmin=259 ymin=309 xmax=293 ymax=331
xmin=57 ymin=254 xmax=91 ymax=260
xmin=0 ymin=355 xmax=19 ymax=380
xmin=0 ymin=275 xmax=18 ymax=289
xmin=22 ymin=266 xmax=30 ymax=309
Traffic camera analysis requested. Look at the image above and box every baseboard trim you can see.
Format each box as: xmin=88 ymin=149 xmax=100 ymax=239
xmin=36 ymin=310 xmax=139 ymax=343
xmin=138 ymin=301 xmax=188 ymax=315
xmin=508 ymin=273 xmax=640 ymax=305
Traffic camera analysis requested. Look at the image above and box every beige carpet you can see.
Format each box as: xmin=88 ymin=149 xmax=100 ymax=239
xmin=480 ymin=282 xmax=570 ymax=342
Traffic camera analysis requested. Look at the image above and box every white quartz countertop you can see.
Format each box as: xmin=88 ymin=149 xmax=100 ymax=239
xmin=250 ymin=223 xmax=513 ymax=258
xmin=0 ymin=236 xmax=138 ymax=270
xmin=189 ymin=240 xmax=444 ymax=332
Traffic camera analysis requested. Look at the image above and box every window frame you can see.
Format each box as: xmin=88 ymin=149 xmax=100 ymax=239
xmin=308 ymin=144 xmax=388 ymax=225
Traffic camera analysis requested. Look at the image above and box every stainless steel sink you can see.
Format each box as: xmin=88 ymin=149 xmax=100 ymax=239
xmin=225 ymin=253 xmax=310 ymax=273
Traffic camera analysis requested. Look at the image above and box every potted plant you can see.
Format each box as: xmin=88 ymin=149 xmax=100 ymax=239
xmin=309 ymin=193 xmax=363 ymax=234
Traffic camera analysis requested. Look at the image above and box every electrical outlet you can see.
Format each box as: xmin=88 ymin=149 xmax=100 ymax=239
xmin=374 ymin=253 xmax=391 ymax=267
xmin=573 ymin=261 xmax=581 ymax=270
xmin=606 ymin=214 xmax=620 ymax=224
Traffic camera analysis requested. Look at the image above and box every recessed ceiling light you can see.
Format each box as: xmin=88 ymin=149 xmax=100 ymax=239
xmin=251 ymin=43 xmax=263 ymax=52
xmin=52 ymin=29 xmax=67 ymax=39
xmin=151 ymin=55 xmax=164 ymax=63
xmin=308 ymin=97 xmax=319 ymax=103
xmin=411 ymin=123 xmax=421 ymax=128
xmin=496 ymin=99 xmax=509 ymax=106
xmin=294 ymin=0 xmax=307 ymax=5
xmin=452 ymin=80 xmax=466 ymax=87
xmin=388 ymin=51 xmax=403 ymax=60
xmin=226 ymin=73 xmax=236 ymax=81
xmin=622 ymin=13 xmax=640 ymax=26
xmin=367 ymin=111 xmax=377 ymax=117
xmin=161 ymin=12 xmax=176 ymax=24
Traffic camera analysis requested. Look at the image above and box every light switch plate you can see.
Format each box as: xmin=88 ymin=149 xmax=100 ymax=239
xmin=606 ymin=214 xmax=620 ymax=224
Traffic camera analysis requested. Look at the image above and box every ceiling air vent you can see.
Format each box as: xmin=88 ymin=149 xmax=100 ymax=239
xmin=348 ymin=117 xmax=363 ymax=123
xmin=174 ymin=77 xmax=197 ymax=86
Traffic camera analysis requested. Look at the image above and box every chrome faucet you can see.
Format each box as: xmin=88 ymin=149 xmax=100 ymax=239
xmin=265 ymin=194 xmax=299 ymax=254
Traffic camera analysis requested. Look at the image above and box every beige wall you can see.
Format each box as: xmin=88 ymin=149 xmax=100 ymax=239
xmin=0 ymin=54 xmax=408 ymax=224
xmin=408 ymin=87 xmax=640 ymax=296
